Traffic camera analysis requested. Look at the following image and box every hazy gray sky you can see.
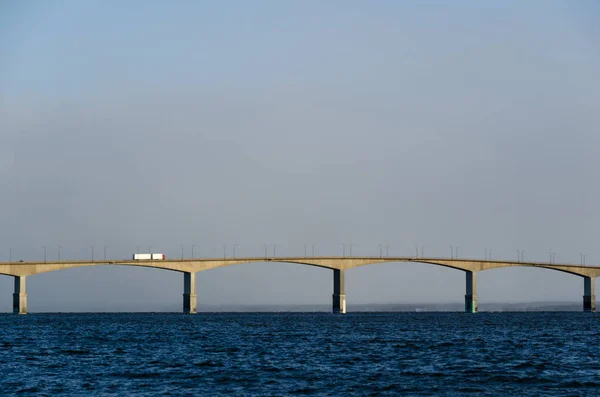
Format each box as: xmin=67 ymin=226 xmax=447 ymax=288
xmin=1 ymin=1 xmax=599 ymax=311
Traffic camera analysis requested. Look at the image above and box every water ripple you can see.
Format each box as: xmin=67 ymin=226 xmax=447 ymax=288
xmin=1 ymin=312 xmax=599 ymax=396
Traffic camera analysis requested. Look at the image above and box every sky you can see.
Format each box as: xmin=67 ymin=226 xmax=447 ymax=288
xmin=1 ymin=1 xmax=599 ymax=311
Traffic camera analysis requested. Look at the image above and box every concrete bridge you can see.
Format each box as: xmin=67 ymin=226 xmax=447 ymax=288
xmin=1 ymin=256 xmax=599 ymax=314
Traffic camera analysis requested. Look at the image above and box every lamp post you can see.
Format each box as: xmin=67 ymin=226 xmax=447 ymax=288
xmin=312 ymin=244 xmax=316 ymax=257
xmin=233 ymin=244 xmax=239 ymax=258
xmin=450 ymin=246 xmax=453 ymax=259
xmin=349 ymin=244 xmax=356 ymax=257
xmin=549 ymin=250 xmax=552 ymax=264
xmin=455 ymin=247 xmax=460 ymax=259
xmin=191 ymin=244 xmax=195 ymax=258
xmin=91 ymin=246 xmax=94 ymax=261
xmin=420 ymin=245 xmax=424 ymax=258
xmin=379 ymin=244 xmax=383 ymax=259
xmin=386 ymin=244 xmax=390 ymax=257
xmin=264 ymin=244 xmax=267 ymax=259
xmin=222 ymin=244 xmax=227 ymax=259
xmin=181 ymin=245 xmax=184 ymax=260
xmin=273 ymin=244 xmax=277 ymax=257
xmin=43 ymin=246 xmax=47 ymax=263
xmin=9 ymin=247 xmax=11 ymax=262
xmin=304 ymin=244 xmax=307 ymax=259
xmin=57 ymin=245 xmax=61 ymax=261
xmin=552 ymin=252 xmax=557 ymax=264
xmin=485 ymin=248 xmax=492 ymax=261
xmin=516 ymin=249 xmax=521 ymax=263
xmin=104 ymin=245 xmax=108 ymax=261
xmin=341 ymin=244 xmax=346 ymax=257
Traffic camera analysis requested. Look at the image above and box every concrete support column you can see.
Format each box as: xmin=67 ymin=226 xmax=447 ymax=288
xmin=13 ymin=276 xmax=27 ymax=315
xmin=583 ymin=277 xmax=596 ymax=312
xmin=332 ymin=269 xmax=346 ymax=314
xmin=183 ymin=272 xmax=197 ymax=314
xmin=465 ymin=271 xmax=477 ymax=313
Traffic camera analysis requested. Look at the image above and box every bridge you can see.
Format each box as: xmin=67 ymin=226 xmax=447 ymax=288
xmin=2 ymin=256 xmax=598 ymax=314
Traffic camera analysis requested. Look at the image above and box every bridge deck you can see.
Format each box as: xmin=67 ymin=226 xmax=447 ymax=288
xmin=1 ymin=257 xmax=599 ymax=278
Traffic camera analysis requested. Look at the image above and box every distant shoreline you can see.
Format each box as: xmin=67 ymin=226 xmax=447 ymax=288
xmin=3 ymin=301 xmax=592 ymax=313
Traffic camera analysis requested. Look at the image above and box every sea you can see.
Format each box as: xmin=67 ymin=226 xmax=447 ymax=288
xmin=1 ymin=312 xmax=599 ymax=396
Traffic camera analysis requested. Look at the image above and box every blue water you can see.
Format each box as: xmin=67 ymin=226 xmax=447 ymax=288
xmin=1 ymin=312 xmax=599 ymax=396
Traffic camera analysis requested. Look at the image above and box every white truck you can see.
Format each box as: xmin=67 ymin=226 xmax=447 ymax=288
xmin=133 ymin=253 xmax=165 ymax=260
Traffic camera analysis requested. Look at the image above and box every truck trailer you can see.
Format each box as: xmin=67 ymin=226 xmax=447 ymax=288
xmin=133 ymin=253 xmax=165 ymax=260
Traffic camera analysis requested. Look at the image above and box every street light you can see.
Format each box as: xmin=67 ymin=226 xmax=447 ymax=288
xmin=273 ymin=244 xmax=277 ymax=257
xmin=233 ymin=244 xmax=239 ymax=258
xmin=349 ymin=244 xmax=356 ymax=257
xmin=57 ymin=245 xmax=61 ymax=261
xmin=263 ymin=244 xmax=268 ymax=259
xmin=341 ymin=244 xmax=346 ymax=257
xmin=191 ymin=244 xmax=195 ymax=258
xmin=420 ymin=245 xmax=424 ymax=258
xmin=414 ymin=244 xmax=419 ymax=258
xmin=386 ymin=244 xmax=390 ymax=257
xmin=312 ymin=244 xmax=316 ymax=257
xmin=181 ymin=245 xmax=184 ymax=260
xmin=516 ymin=249 xmax=521 ymax=263
xmin=222 ymin=244 xmax=227 ymax=259
xmin=455 ymin=247 xmax=460 ymax=259
xmin=450 ymin=246 xmax=453 ymax=259
xmin=104 ymin=245 xmax=108 ymax=261
xmin=91 ymin=246 xmax=94 ymax=261
xmin=9 ymin=247 xmax=11 ymax=262
xmin=552 ymin=252 xmax=557 ymax=264
xmin=549 ymin=250 xmax=552 ymax=264
xmin=42 ymin=246 xmax=47 ymax=263
xmin=379 ymin=244 xmax=383 ymax=258
xmin=304 ymin=244 xmax=307 ymax=259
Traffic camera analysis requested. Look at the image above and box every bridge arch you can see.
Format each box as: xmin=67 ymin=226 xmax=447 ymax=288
xmin=11 ymin=264 xmax=183 ymax=313
xmin=475 ymin=262 xmax=589 ymax=278
xmin=475 ymin=265 xmax=585 ymax=307
xmin=189 ymin=259 xmax=339 ymax=273
xmin=345 ymin=260 xmax=465 ymax=308
xmin=396 ymin=259 xmax=597 ymax=278
xmin=195 ymin=260 xmax=333 ymax=308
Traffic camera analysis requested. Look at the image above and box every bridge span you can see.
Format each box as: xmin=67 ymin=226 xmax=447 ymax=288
xmin=1 ymin=256 xmax=598 ymax=314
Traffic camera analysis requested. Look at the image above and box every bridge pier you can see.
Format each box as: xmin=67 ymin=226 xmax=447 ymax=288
xmin=465 ymin=271 xmax=477 ymax=313
xmin=583 ymin=277 xmax=595 ymax=312
xmin=183 ymin=272 xmax=197 ymax=314
xmin=13 ymin=276 xmax=27 ymax=315
xmin=332 ymin=269 xmax=346 ymax=314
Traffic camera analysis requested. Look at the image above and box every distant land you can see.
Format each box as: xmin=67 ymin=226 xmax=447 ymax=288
xmin=192 ymin=302 xmax=587 ymax=312
xmin=17 ymin=302 xmax=591 ymax=313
